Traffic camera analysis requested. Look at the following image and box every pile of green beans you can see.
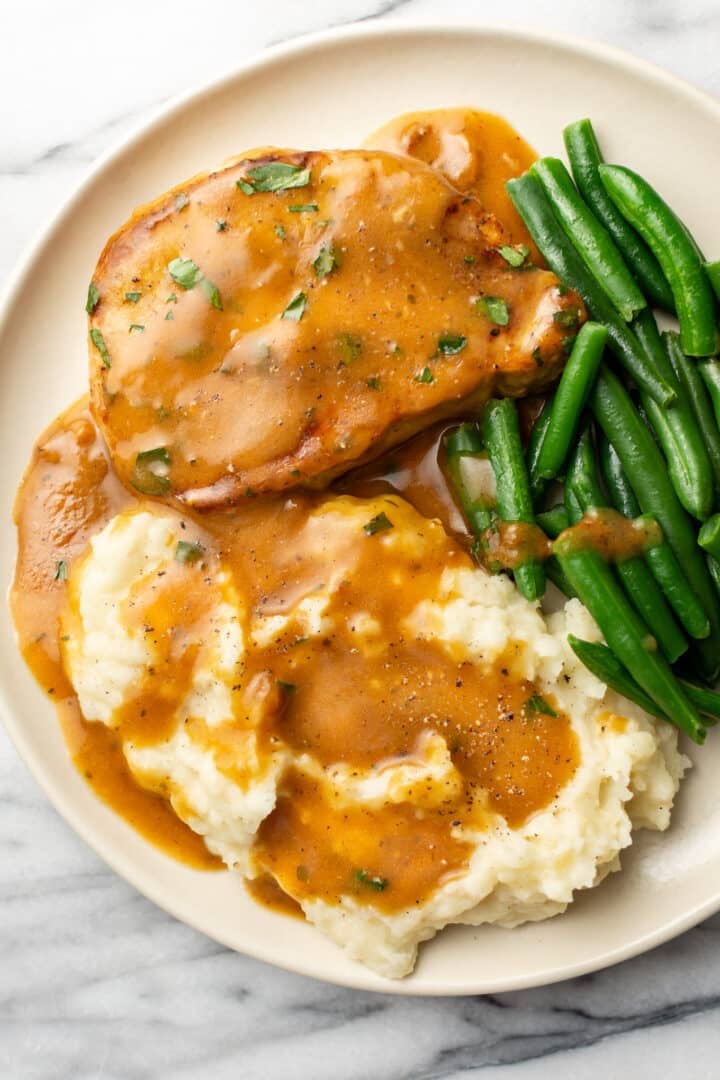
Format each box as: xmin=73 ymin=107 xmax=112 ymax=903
xmin=443 ymin=115 xmax=720 ymax=747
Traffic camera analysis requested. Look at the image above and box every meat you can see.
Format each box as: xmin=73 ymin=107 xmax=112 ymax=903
xmin=88 ymin=148 xmax=583 ymax=508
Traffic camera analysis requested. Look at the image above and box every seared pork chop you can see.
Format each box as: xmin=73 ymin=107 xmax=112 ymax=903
xmin=88 ymin=149 xmax=583 ymax=507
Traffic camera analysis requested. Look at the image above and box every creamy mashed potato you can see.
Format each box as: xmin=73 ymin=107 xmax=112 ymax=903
xmin=61 ymin=499 xmax=688 ymax=979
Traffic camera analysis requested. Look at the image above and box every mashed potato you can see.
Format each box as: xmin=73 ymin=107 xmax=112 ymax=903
xmin=61 ymin=499 xmax=688 ymax=979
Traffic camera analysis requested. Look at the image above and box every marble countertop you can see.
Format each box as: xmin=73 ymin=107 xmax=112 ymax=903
xmin=4 ymin=1 xmax=720 ymax=1077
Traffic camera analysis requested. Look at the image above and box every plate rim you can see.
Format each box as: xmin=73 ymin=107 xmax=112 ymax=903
xmin=3 ymin=18 xmax=720 ymax=996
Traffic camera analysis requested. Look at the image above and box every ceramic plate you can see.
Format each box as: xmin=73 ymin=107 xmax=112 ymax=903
xmin=3 ymin=22 xmax=720 ymax=995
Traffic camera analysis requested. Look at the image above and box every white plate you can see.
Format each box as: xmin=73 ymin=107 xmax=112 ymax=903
xmin=3 ymin=22 xmax=720 ymax=995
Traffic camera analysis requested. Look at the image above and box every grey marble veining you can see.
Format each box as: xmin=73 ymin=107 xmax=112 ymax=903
xmin=4 ymin=2 xmax=720 ymax=1077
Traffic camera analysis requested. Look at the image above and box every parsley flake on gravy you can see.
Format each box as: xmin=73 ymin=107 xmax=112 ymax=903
xmin=289 ymin=203 xmax=319 ymax=213
xmin=526 ymin=695 xmax=558 ymax=718
xmin=124 ymin=291 xmax=142 ymax=303
xmin=415 ymin=366 xmax=434 ymax=384
xmin=238 ymin=162 xmax=311 ymax=194
xmin=314 ymin=246 xmax=339 ymax=279
xmin=476 ymin=296 xmax=510 ymax=326
xmin=85 ymin=282 xmax=100 ymax=314
xmin=168 ymin=257 xmax=223 ymax=310
xmin=496 ymin=244 xmax=530 ymax=267
xmin=354 ymin=869 xmax=389 ymax=892
xmin=363 ymin=512 xmax=394 ymax=536
xmin=131 ymin=447 xmax=172 ymax=496
xmin=54 ymin=559 xmax=68 ymax=582
xmin=281 ymin=291 xmax=308 ymax=321
xmin=438 ymin=334 xmax=467 ymax=356
xmin=175 ymin=540 xmax=204 ymax=564
xmin=89 ymin=328 xmax=111 ymax=368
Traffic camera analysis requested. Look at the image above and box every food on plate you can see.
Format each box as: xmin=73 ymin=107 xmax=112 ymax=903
xmin=88 ymin=146 xmax=581 ymax=508
xmin=12 ymin=107 xmax=720 ymax=979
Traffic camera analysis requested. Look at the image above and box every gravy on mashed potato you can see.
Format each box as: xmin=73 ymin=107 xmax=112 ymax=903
xmin=10 ymin=109 xmax=689 ymax=979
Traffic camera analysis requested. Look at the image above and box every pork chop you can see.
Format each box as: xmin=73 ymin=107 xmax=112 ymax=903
xmin=88 ymin=148 xmax=583 ymax=507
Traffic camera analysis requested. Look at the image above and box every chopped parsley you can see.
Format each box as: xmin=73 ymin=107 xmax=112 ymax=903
xmin=313 ymin=246 xmax=338 ymax=279
xmin=366 ymin=376 xmax=381 ymax=390
xmin=496 ymin=243 xmax=530 ymax=268
xmin=415 ymin=366 xmax=434 ymax=384
xmin=238 ymin=161 xmax=311 ymax=194
xmin=89 ymin=328 xmax=111 ymax=368
xmin=281 ymin=291 xmax=307 ymax=321
xmin=85 ymin=282 xmax=100 ymax=314
xmin=288 ymin=203 xmax=319 ymax=213
xmin=526 ymin=694 xmax=558 ymax=718
xmin=131 ymin=447 xmax=171 ymax=496
xmin=54 ymin=560 xmax=68 ymax=582
xmin=168 ymin=257 xmax=222 ymax=310
xmin=215 ymin=219 xmax=227 ymax=232
xmin=277 ymin=680 xmax=297 ymax=694
xmin=128 ymin=323 xmax=144 ymax=333
xmin=553 ymin=307 xmax=581 ymax=330
xmin=166 ymin=294 xmax=177 ymax=304
xmin=532 ymin=346 xmax=543 ymax=367
xmin=363 ymin=511 xmax=394 ymax=536
xmin=353 ymin=869 xmax=388 ymax=892
xmin=165 ymin=311 xmax=174 ymax=321
xmin=464 ymin=255 xmax=475 ymax=264
xmin=175 ymin=540 xmax=204 ymax=564
xmin=275 ymin=224 xmax=287 ymax=239
xmin=437 ymin=333 xmax=467 ymax=356
xmin=124 ymin=291 xmax=142 ymax=303
xmin=476 ymin=296 xmax=510 ymax=326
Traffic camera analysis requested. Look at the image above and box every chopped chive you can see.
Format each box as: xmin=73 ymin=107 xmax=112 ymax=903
xmin=288 ymin=203 xmax=319 ymax=213
xmin=131 ymin=447 xmax=171 ymax=496
xmin=54 ymin=560 xmax=68 ymax=581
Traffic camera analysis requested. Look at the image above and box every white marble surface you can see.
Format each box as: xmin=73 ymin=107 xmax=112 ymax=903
xmin=4 ymin=1 xmax=720 ymax=1077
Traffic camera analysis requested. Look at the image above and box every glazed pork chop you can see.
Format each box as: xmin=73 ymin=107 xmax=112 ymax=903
xmin=88 ymin=148 xmax=583 ymax=507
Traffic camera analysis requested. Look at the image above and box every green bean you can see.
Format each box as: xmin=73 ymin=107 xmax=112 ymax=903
xmin=553 ymin=542 xmax=705 ymax=742
xmin=705 ymin=259 xmax=720 ymax=302
xmin=505 ymin=173 xmax=675 ymax=405
xmin=598 ymin=435 xmax=641 ymax=518
xmin=525 ymin=395 xmax=554 ymax=508
xmin=443 ymin=425 xmax=493 ymax=536
xmin=568 ymin=635 xmax=665 ymax=718
xmin=545 ymin=559 xmax=578 ymax=599
xmin=531 ymin=322 xmax=608 ymax=483
xmin=562 ymin=119 xmax=675 ymax=312
xmin=599 ymin=164 xmax=719 ymax=357
xmin=532 ymin=157 xmax=646 ymax=321
xmin=699 ymin=359 xmax=720 ymax=431
xmin=699 ymin=514 xmax=720 ymax=560
xmin=565 ymin=428 xmax=687 ymax=664
xmin=536 ymin=505 xmax=570 ymax=539
xmin=633 ymin=311 xmax=714 ymax=520
xmin=569 ymin=637 xmax=720 ymax=726
xmin=591 ymin=368 xmax=720 ymax=677
xmin=482 ymin=398 xmax=545 ymax=601
xmin=664 ymin=330 xmax=720 ymax=500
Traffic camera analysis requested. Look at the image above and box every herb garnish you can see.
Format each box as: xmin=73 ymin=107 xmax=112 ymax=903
xmin=313 ymin=246 xmax=338 ymax=279
xmin=131 ymin=447 xmax=171 ymax=496
xmin=415 ymin=366 xmax=434 ymax=384
xmin=165 ymin=311 xmax=174 ymax=321
xmin=86 ymin=282 xmax=100 ymax=314
xmin=275 ymin=224 xmax=287 ymax=239
xmin=366 ymin=376 xmax=381 ymax=390
xmin=124 ymin=291 xmax=142 ymax=303
xmin=363 ymin=512 xmax=394 ymax=536
xmin=277 ymin=680 xmax=297 ymax=694
xmin=288 ymin=203 xmax=319 ymax=213
xmin=353 ymin=869 xmax=388 ymax=892
xmin=464 ymin=255 xmax=475 ymax=264
xmin=437 ymin=334 xmax=467 ymax=356
xmin=54 ymin=560 xmax=68 ymax=582
xmin=90 ymin=328 xmax=111 ymax=368
xmin=168 ymin=257 xmax=222 ymax=310
xmin=128 ymin=324 xmax=144 ymax=333
xmin=496 ymin=244 xmax=530 ymax=268
xmin=175 ymin=540 xmax=204 ymax=564
xmin=238 ymin=162 xmax=311 ymax=194
xmin=526 ymin=694 xmax=558 ymax=718
xmin=553 ymin=307 xmax=581 ymax=331
xmin=281 ymin=291 xmax=308 ymax=321
xmin=476 ymin=296 xmax=510 ymax=326
xmin=337 ymin=332 xmax=362 ymax=364
xmin=216 ymin=219 xmax=227 ymax=232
